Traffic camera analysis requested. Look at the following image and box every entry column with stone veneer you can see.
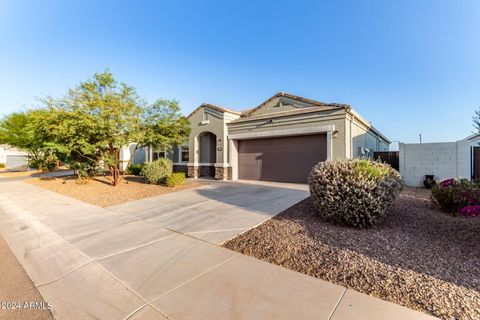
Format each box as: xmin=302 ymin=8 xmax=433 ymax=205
xmin=214 ymin=164 xmax=232 ymax=180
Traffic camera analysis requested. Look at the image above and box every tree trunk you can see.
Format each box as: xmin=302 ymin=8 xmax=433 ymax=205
xmin=117 ymin=145 xmax=139 ymax=184
xmin=111 ymin=148 xmax=120 ymax=186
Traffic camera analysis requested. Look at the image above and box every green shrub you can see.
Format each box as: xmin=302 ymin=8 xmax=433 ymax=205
xmin=141 ymin=159 xmax=173 ymax=184
xmin=29 ymin=156 xmax=57 ymax=172
xmin=127 ymin=163 xmax=144 ymax=175
xmin=166 ymin=172 xmax=186 ymax=187
xmin=431 ymin=178 xmax=480 ymax=215
xmin=308 ymin=159 xmax=402 ymax=228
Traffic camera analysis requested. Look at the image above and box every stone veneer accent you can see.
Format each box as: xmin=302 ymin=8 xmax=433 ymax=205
xmin=188 ymin=165 xmax=232 ymax=180
xmin=187 ymin=165 xmax=199 ymax=178
xmin=215 ymin=166 xmax=232 ymax=180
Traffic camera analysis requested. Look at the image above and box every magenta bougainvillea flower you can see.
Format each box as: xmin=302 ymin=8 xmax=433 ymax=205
xmin=439 ymin=178 xmax=456 ymax=188
xmin=459 ymin=206 xmax=480 ymax=217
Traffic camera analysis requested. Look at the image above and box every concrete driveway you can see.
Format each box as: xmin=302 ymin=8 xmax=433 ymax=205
xmin=0 ymin=180 xmax=437 ymax=320
xmin=107 ymin=180 xmax=309 ymax=244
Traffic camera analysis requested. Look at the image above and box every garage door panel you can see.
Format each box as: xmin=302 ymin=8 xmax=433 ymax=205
xmin=238 ymin=134 xmax=327 ymax=183
xmin=238 ymin=153 xmax=262 ymax=180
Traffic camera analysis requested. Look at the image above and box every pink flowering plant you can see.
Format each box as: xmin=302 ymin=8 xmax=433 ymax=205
xmin=458 ymin=205 xmax=480 ymax=217
xmin=431 ymin=178 xmax=480 ymax=217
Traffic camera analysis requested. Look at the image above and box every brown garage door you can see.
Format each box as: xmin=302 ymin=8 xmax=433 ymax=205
xmin=238 ymin=134 xmax=327 ymax=183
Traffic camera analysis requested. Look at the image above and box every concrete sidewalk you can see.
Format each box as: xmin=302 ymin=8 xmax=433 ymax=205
xmin=0 ymin=181 xmax=437 ymax=320
xmin=0 ymin=169 xmax=74 ymax=182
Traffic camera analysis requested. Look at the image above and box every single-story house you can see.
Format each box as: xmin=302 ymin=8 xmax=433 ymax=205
xmin=0 ymin=144 xmax=29 ymax=170
xmin=140 ymin=92 xmax=390 ymax=183
xmin=400 ymin=133 xmax=480 ymax=186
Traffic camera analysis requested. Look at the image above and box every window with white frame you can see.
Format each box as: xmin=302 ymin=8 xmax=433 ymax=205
xmin=181 ymin=146 xmax=189 ymax=162
xmin=152 ymin=149 xmax=166 ymax=161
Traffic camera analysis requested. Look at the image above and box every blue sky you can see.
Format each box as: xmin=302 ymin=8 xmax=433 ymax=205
xmin=0 ymin=0 xmax=479 ymax=146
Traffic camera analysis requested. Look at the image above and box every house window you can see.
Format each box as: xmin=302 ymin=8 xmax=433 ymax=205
xmin=152 ymin=150 xmax=166 ymax=161
xmin=181 ymin=147 xmax=189 ymax=162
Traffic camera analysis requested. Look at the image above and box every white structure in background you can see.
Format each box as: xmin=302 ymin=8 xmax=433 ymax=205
xmin=0 ymin=144 xmax=29 ymax=170
xmin=118 ymin=143 xmax=148 ymax=171
xmin=399 ymin=134 xmax=480 ymax=187
xmin=0 ymin=145 xmax=5 ymax=165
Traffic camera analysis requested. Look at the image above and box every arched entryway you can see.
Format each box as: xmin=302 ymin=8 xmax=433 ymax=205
xmin=198 ymin=131 xmax=217 ymax=177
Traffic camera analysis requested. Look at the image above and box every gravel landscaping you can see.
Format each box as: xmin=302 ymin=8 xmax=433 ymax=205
xmin=27 ymin=175 xmax=205 ymax=207
xmin=224 ymin=187 xmax=480 ymax=320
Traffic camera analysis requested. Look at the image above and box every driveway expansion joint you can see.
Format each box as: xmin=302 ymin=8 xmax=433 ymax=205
xmin=149 ymin=255 xmax=240 ymax=303
xmin=328 ymin=288 xmax=348 ymax=320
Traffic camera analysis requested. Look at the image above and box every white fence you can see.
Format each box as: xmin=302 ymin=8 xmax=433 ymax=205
xmin=399 ymin=141 xmax=473 ymax=187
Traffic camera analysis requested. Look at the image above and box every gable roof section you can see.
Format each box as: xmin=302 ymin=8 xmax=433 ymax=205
xmin=186 ymin=93 xmax=389 ymax=143
xmin=243 ymin=92 xmax=350 ymax=118
xmin=463 ymin=133 xmax=480 ymax=141
xmin=229 ymin=104 xmax=344 ymax=124
xmin=187 ymin=103 xmax=242 ymax=119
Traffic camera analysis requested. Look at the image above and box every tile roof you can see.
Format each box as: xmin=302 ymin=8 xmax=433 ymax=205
xmin=187 ymin=103 xmax=242 ymax=118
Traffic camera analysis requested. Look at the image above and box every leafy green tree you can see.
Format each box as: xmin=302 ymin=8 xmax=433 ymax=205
xmin=0 ymin=110 xmax=60 ymax=172
xmin=42 ymin=70 xmax=190 ymax=186
xmin=121 ymin=99 xmax=190 ymax=183
xmin=0 ymin=112 xmax=30 ymax=148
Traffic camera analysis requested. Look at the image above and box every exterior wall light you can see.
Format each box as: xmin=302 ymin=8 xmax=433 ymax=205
xmin=333 ymin=130 xmax=339 ymax=138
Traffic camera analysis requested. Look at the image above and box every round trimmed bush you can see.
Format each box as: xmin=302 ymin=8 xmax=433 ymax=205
xmin=166 ymin=172 xmax=186 ymax=187
xmin=308 ymin=159 xmax=402 ymax=228
xmin=141 ymin=159 xmax=173 ymax=184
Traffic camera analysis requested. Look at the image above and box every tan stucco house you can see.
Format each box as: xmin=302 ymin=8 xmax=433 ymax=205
xmin=146 ymin=92 xmax=390 ymax=183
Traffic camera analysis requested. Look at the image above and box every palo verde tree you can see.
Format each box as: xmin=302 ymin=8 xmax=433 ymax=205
xmin=42 ymin=70 xmax=190 ymax=186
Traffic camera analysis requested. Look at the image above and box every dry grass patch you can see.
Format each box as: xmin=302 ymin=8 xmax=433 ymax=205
xmin=27 ymin=175 xmax=205 ymax=207
xmin=224 ymin=187 xmax=480 ymax=320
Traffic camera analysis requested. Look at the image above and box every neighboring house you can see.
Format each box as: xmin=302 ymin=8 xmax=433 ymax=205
xmin=399 ymin=134 xmax=480 ymax=187
xmin=148 ymin=92 xmax=390 ymax=183
xmin=0 ymin=144 xmax=29 ymax=170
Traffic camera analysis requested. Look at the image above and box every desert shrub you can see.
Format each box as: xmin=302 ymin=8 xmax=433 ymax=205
xmin=69 ymin=161 xmax=104 ymax=180
xmin=308 ymin=159 xmax=402 ymax=228
xmin=127 ymin=163 xmax=144 ymax=175
xmin=431 ymin=178 xmax=480 ymax=215
xmin=166 ymin=172 xmax=186 ymax=187
xmin=29 ymin=156 xmax=57 ymax=172
xmin=141 ymin=159 xmax=173 ymax=184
